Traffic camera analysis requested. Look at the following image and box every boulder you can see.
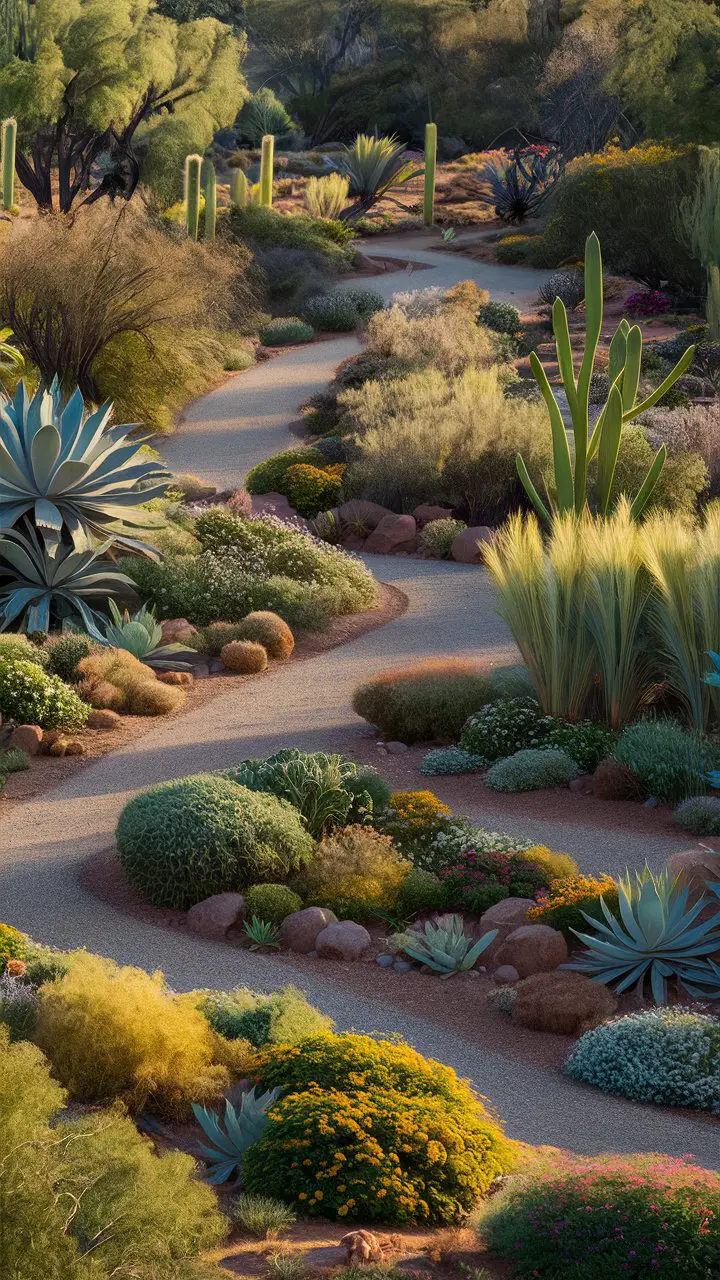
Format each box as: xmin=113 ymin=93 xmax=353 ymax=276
xmin=343 ymin=533 xmax=367 ymax=552
xmin=280 ymin=906 xmax=338 ymax=953
xmin=569 ymin=774 xmax=593 ymax=794
xmin=451 ymin=526 xmax=492 ymax=564
xmin=9 ymin=725 xmax=43 ymax=756
xmin=336 ymin=499 xmax=393 ymax=533
xmin=510 ymin=971 xmax=617 ymax=1035
xmin=87 ymin=709 xmax=122 ymax=730
xmin=157 ymin=671 xmax=194 ymax=686
xmin=187 ymin=892 xmax=244 ymax=939
xmin=413 ymin=504 xmax=455 ymax=527
xmin=494 ymin=924 xmax=568 ymax=978
xmin=591 ymin=757 xmax=642 ymax=801
xmin=160 ymin=618 xmax=197 ymax=644
xmin=480 ymin=897 xmax=535 ymax=960
xmin=172 ymin=473 xmax=217 ymax=502
xmin=251 ymin=492 xmax=308 ymax=529
xmin=667 ymin=845 xmax=720 ymax=905
xmin=364 ymin=513 xmax=417 ymax=555
xmin=316 ymin=920 xmax=372 ymax=961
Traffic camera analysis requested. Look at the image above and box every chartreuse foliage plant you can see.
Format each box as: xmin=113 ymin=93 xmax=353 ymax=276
xmin=565 ymin=1007 xmax=720 ymax=1114
xmin=479 ymin=1151 xmax=720 ymax=1280
xmin=196 ymin=984 xmax=332 ymax=1048
xmin=0 ymin=657 xmax=88 ymax=729
xmin=517 ymin=233 xmax=695 ymax=523
xmin=568 ymin=866 xmax=720 ymax=1004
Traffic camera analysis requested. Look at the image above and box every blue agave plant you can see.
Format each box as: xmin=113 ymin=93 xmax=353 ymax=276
xmin=0 ymin=525 xmax=134 ymax=632
xmin=192 ymin=1086 xmax=281 ymax=1184
xmin=0 ymin=378 xmax=170 ymax=556
xmin=567 ymin=865 xmax=720 ymax=1004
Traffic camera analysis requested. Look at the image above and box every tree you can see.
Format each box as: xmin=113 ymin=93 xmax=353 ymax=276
xmin=0 ymin=0 xmax=248 ymax=212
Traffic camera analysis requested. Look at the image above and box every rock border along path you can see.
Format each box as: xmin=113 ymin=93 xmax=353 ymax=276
xmin=1 ymin=238 xmax=713 ymax=1165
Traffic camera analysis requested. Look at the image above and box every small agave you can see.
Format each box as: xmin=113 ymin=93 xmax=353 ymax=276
xmin=243 ymin=916 xmax=281 ymax=950
xmin=94 ymin=600 xmax=197 ymax=670
xmin=395 ymin=913 xmax=497 ymax=976
xmin=192 ymin=1086 xmax=281 ymax=1184
xmin=567 ymin=865 xmax=720 ymax=1004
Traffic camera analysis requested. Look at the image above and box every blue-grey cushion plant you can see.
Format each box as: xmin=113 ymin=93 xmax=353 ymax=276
xmin=0 ymin=378 xmax=170 ymax=555
xmin=94 ymin=600 xmax=197 ymax=670
xmin=517 ymin=233 xmax=696 ymax=523
xmin=192 ymin=1086 xmax=281 ymax=1184
xmin=0 ymin=526 xmax=135 ymax=633
xmin=567 ymin=866 xmax=720 ymax=1004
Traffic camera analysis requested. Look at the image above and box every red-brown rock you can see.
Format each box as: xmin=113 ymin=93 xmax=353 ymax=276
xmin=336 ymin=499 xmax=394 ymax=534
xmin=157 ymin=671 xmax=194 ymax=686
xmin=494 ymin=923 xmax=568 ymax=978
xmin=480 ymin=897 xmax=535 ymax=960
xmin=451 ymin=526 xmax=492 ymax=564
xmin=9 ymin=725 xmax=43 ymax=755
xmin=667 ymin=845 xmax=720 ymax=904
xmin=280 ymin=906 xmax=338 ymax=953
xmin=187 ymin=892 xmax=244 ymax=939
xmin=364 ymin=514 xmax=417 ymax=555
xmin=591 ymin=757 xmax=642 ymax=801
xmin=316 ymin=920 xmax=372 ymax=961
xmin=413 ymin=504 xmax=455 ymax=527
xmin=251 ymin=492 xmax=308 ymax=528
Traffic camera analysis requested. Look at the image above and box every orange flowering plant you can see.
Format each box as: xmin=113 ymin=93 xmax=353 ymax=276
xmin=528 ymin=874 xmax=619 ymax=936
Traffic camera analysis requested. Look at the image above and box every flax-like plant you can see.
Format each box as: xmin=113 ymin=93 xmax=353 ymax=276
xmin=483 ymin=511 xmax=595 ymax=719
xmin=641 ymin=506 xmax=720 ymax=730
xmin=582 ymin=504 xmax=654 ymax=728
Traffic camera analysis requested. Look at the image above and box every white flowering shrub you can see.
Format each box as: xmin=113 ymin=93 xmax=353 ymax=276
xmin=410 ymin=814 xmax=533 ymax=875
xmin=460 ymin=698 xmax=546 ymax=760
xmin=565 ymin=1008 xmax=720 ymax=1114
xmin=0 ymin=659 xmax=89 ymax=730
xmin=390 ymin=286 xmax=446 ymax=319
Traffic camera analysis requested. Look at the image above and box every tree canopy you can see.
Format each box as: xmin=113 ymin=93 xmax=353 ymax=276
xmin=0 ymin=0 xmax=248 ymax=210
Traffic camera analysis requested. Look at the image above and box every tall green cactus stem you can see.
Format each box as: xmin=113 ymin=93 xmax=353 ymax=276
xmin=517 ymin=232 xmax=696 ymax=524
xmin=423 ymin=122 xmax=437 ymax=226
xmin=678 ymin=146 xmax=720 ymax=339
xmin=1 ymin=117 xmax=16 ymax=212
xmin=203 ymin=159 xmax=216 ymax=242
xmin=259 ymin=134 xmax=274 ymax=208
xmin=231 ymin=168 xmax=249 ymax=209
xmin=184 ymin=154 xmax=202 ymax=241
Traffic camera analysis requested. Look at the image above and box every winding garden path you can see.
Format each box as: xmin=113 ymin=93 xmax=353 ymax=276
xmin=1 ymin=238 xmax=714 ymax=1166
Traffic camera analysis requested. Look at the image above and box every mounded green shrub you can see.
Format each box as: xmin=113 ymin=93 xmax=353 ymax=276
xmin=612 ymin=719 xmax=717 ymax=803
xmin=231 ymin=611 xmax=295 ymax=660
xmin=543 ymin=720 xmax=617 ymax=774
xmin=419 ymin=747 xmax=487 ymax=775
xmin=338 ymin=287 xmax=385 ymax=320
xmin=673 ymin=795 xmax=720 ymax=835
xmin=45 ymin=634 xmax=94 ymax=683
xmin=460 ymin=697 xmax=546 ymax=761
xmin=477 ymin=300 xmax=521 ymax=335
xmin=228 ymin=206 xmax=356 ymax=267
xmin=261 ymin=318 xmax=314 ymax=346
xmin=0 ymin=659 xmax=89 ymax=730
xmin=244 ymin=883 xmax=302 ymax=925
xmin=302 ymin=291 xmax=362 ymax=332
xmin=565 ymin=1008 xmax=720 ymax=1114
xmin=116 ymin=774 xmax=315 ymax=908
xmin=197 ymin=983 xmax=333 ymax=1047
xmin=420 ymin=517 xmax=467 ymax=559
xmin=245 ymin=448 xmax=327 ymax=496
xmin=395 ymin=867 xmax=448 ymax=917
xmin=0 ymin=634 xmax=47 ymax=667
xmin=484 ymin=748 xmax=579 ymax=792
xmin=353 ymin=662 xmax=534 ymax=744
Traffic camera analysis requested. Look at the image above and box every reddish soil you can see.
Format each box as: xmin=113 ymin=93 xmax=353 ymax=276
xmin=0 ymin=583 xmax=406 ymax=813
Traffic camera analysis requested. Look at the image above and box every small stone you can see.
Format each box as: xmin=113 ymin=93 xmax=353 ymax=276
xmin=376 ymin=745 xmax=388 ymax=755
xmin=392 ymin=958 xmax=411 ymax=973
xmin=87 ymin=709 xmax=122 ymax=730
xmin=376 ymin=953 xmax=394 ymax=968
xmin=9 ymin=725 xmax=43 ymax=756
xmin=193 ymin=664 xmax=210 ymax=680
xmin=316 ymin=920 xmax=372 ymax=961
xmin=494 ymin=964 xmax=520 ymax=985
xmin=306 ymin=950 xmax=318 ymax=959
xmin=364 ymin=513 xmax=417 ymax=555
xmin=386 ymin=741 xmax=408 ymax=755
xmin=251 ymin=491 xmax=308 ymax=529
xmin=569 ymin=774 xmax=593 ymax=794
xmin=450 ymin=525 xmax=493 ymax=564
xmin=208 ymin=659 xmax=225 ymax=675
xmin=643 ymin=796 xmax=660 ymax=808
xmin=280 ymin=906 xmax=338 ymax=953
xmin=187 ymin=892 xmax=244 ymax=939
xmin=157 ymin=671 xmax=194 ymax=686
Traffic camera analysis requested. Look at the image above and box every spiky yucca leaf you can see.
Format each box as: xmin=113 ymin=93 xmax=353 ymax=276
xmin=192 ymin=1087 xmax=281 ymax=1184
xmin=337 ymin=134 xmax=421 ymax=221
xmin=567 ymin=865 xmax=720 ymax=1003
xmin=0 ymin=525 xmax=134 ymax=633
xmin=395 ymin=913 xmax=497 ymax=976
xmin=0 ymin=377 xmax=170 ymax=555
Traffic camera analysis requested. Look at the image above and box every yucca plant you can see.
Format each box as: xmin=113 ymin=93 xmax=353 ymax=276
xmin=517 ymin=233 xmax=696 ymax=524
xmin=192 ymin=1087 xmax=281 ymax=1184
xmin=95 ymin=600 xmax=197 ymax=669
xmin=568 ymin=866 xmax=720 ymax=1004
xmin=0 ymin=378 xmax=170 ymax=556
xmin=243 ymin=916 xmax=281 ymax=950
xmin=461 ymin=146 xmax=561 ymax=224
xmin=394 ymin=914 xmax=497 ymax=976
xmin=336 ymin=134 xmax=421 ymax=222
xmin=0 ymin=526 xmax=135 ymax=632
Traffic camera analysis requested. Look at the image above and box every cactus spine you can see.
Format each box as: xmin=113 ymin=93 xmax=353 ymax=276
xmin=678 ymin=146 xmax=720 ymax=339
xmin=184 ymin=154 xmax=202 ymax=241
xmin=231 ymin=168 xmax=249 ymax=209
xmin=1 ymin=117 xmax=16 ymax=212
xmin=259 ymin=134 xmax=274 ymax=208
xmin=516 ymin=232 xmax=696 ymax=523
xmin=423 ymin=122 xmax=437 ymax=226
xmin=203 ymin=159 xmax=216 ymax=242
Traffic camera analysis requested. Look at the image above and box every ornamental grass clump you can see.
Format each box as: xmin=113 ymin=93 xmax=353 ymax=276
xmin=220 ymin=639 xmax=268 ymax=673
xmin=478 ymin=1152 xmax=720 ymax=1279
xmin=227 ymin=611 xmax=295 ymax=660
xmin=484 ymin=748 xmax=579 ymax=792
xmin=565 ymin=1007 xmax=720 ymax=1113
xmin=116 ymin=775 xmax=314 ymax=909
xmin=673 ymin=795 xmax=720 ymax=835
xmin=223 ymin=749 xmax=381 ymax=838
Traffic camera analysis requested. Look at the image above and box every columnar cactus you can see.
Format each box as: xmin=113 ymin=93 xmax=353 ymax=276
xmin=231 ymin=168 xmax=249 ymax=209
xmin=1 ymin=117 xmax=16 ymax=212
xmin=259 ymin=134 xmax=274 ymax=208
xmin=423 ymin=122 xmax=437 ymax=227
xmin=517 ymin=232 xmax=696 ymax=522
xmin=203 ymin=158 xmax=216 ymax=242
xmin=184 ymin=154 xmax=202 ymax=241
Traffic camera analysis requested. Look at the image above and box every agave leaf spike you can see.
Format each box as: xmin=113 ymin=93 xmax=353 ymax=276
xmin=624 ymin=346 xmax=696 ymax=422
xmin=628 ymin=446 xmax=666 ymax=519
xmin=621 ymin=325 xmax=643 ymax=412
xmin=529 ymin=351 xmax=573 ymax=511
xmin=595 ymin=384 xmax=623 ymax=516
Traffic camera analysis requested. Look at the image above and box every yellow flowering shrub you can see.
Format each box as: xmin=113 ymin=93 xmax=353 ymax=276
xmin=381 ymin=790 xmax=453 ymax=860
xmin=527 ymin=874 xmax=619 ymax=936
xmin=515 ymin=846 xmax=579 ymax=883
xmin=242 ymin=1084 xmax=515 ymax=1224
xmin=283 ymin=463 xmax=343 ymax=517
xmin=301 ymin=825 xmax=409 ymax=919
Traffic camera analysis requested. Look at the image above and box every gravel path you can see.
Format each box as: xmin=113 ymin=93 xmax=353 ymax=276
xmin=0 ymin=241 xmax=714 ymax=1166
